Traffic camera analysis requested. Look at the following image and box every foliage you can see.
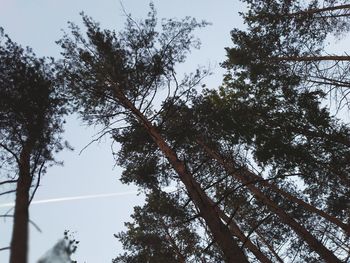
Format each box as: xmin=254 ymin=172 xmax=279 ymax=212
xmin=58 ymin=2 xmax=350 ymax=262
xmin=57 ymin=3 xmax=208 ymax=126
xmin=0 ymin=28 xmax=68 ymax=263
xmin=226 ymin=0 xmax=350 ymax=110
xmin=0 ymin=28 xmax=68 ymax=179
xmin=114 ymin=190 xmax=213 ymax=263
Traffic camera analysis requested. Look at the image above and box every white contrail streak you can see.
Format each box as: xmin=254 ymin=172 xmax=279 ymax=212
xmin=0 ymin=191 xmax=137 ymax=208
xmin=0 ymin=187 xmax=176 ymax=208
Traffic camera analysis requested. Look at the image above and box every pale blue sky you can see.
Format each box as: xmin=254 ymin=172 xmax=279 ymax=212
xmin=0 ymin=0 xmax=243 ymax=262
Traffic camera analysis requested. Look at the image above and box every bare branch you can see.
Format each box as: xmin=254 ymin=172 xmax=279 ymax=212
xmin=0 ymin=189 xmax=16 ymax=197
xmin=0 ymin=247 xmax=10 ymax=252
xmin=0 ymin=215 xmax=42 ymax=233
xmin=0 ymin=179 xmax=17 ymax=186
xmin=0 ymin=143 xmax=20 ymax=165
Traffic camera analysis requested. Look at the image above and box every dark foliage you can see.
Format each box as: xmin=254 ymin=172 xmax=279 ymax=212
xmin=0 ymin=28 xmax=68 ymax=263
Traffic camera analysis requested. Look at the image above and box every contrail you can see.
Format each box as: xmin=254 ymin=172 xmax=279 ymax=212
xmin=0 ymin=187 xmax=176 ymax=208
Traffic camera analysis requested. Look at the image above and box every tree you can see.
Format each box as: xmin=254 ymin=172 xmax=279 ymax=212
xmin=198 ymin=0 xmax=350 ymax=261
xmin=227 ymin=0 xmax=350 ymax=110
xmin=59 ymin=3 xmax=350 ymax=262
xmin=0 ymin=28 xmax=67 ymax=263
xmin=58 ymin=5 xmax=249 ymax=262
xmin=155 ymin=93 xmax=349 ymax=261
xmin=223 ymin=0 xmax=350 ymax=221
xmin=113 ymin=90 xmax=349 ymax=262
xmin=113 ymin=108 xmax=276 ymax=262
xmin=111 ymin=1 xmax=350 ymax=261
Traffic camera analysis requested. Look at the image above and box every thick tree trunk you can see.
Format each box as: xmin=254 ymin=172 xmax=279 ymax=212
xmin=9 ymin=143 xmax=32 ymax=263
xmin=199 ymin=141 xmax=342 ymax=263
xmin=115 ymin=90 xmax=249 ymax=263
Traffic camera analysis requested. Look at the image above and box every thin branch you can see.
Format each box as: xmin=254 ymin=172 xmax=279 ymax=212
xmin=78 ymin=129 xmax=114 ymax=155
xmin=0 ymin=247 xmax=10 ymax=252
xmin=0 ymin=179 xmax=17 ymax=186
xmin=256 ymin=230 xmax=284 ymax=263
xmin=241 ymin=214 xmax=273 ymax=249
xmin=275 ymin=55 xmax=350 ymax=62
xmin=0 ymin=189 xmax=16 ymax=197
xmin=29 ymin=161 xmax=45 ymax=205
xmin=0 ymin=215 xmax=42 ymax=233
xmin=314 ymin=13 xmax=350 ymax=19
xmin=0 ymin=143 xmax=20 ymax=165
xmin=201 ymin=240 xmax=215 ymax=254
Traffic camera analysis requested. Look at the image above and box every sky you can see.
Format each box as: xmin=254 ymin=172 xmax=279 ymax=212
xmin=0 ymin=0 xmax=244 ymax=262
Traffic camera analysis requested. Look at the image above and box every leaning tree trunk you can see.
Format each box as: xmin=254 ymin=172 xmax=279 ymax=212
xmin=210 ymin=145 xmax=349 ymax=235
xmin=199 ymin=141 xmax=342 ymax=263
xmin=240 ymin=166 xmax=350 ymax=235
xmin=9 ymin=142 xmax=33 ymax=263
xmin=114 ymin=90 xmax=249 ymax=263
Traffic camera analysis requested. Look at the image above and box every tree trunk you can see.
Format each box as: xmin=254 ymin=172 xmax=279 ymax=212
xmin=114 ymin=90 xmax=249 ymax=263
xmin=9 ymin=143 xmax=32 ymax=263
xmin=227 ymin=160 xmax=349 ymax=235
xmin=199 ymin=141 xmax=342 ymax=263
xmin=259 ymin=177 xmax=348 ymax=234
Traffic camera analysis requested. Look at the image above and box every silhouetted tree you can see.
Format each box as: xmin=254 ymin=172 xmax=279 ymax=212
xmin=227 ymin=0 xmax=350 ymax=110
xmin=0 ymin=28 xmax=67 ymax=263
xmin=110 ymin=1 xmax=350 ymax=259
xmin=58 ymin=5 xmax=249 ymax=262
xmin=58 ymin=2 xmax=350 ymax=262
xmin=199 ymin=0 xmax=350 ymax=261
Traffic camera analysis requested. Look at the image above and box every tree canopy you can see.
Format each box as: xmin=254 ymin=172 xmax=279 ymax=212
xmin=57 ymin=2 xmax=350 ymax=262
xmin=1 ymin=1 xmax=350 ymax=262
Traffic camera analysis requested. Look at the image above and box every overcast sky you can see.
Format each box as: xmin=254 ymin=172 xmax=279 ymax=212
xmin=0 ymin=0 xmax=244 ymax=262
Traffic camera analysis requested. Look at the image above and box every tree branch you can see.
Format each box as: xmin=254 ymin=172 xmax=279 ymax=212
xmin=0 ymin=143 xmax=20 ymax=165
xmin=275 ymin=55 xmax=350 ymax=62
xmin=289 ymin=4 xmax=350 ymax=17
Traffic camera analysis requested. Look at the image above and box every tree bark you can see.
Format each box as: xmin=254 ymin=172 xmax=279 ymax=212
xmin=9 ymin=142 xmax=33 ymax=263
xmin=199 ymin=141 xmax=342 ymax=263
xmin=114 ymin=90 xmax=249 ymax=263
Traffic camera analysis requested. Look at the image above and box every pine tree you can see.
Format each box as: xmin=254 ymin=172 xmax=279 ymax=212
xmin=0 ymin=28 xmax=67 ymax=263
xmin=58 ymin=3 xmax=350 ymax=262
xmin=227 ymin=0 xmax=350 ymax=109
xmin=58 ymin=6 xmax=249 ymax=262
